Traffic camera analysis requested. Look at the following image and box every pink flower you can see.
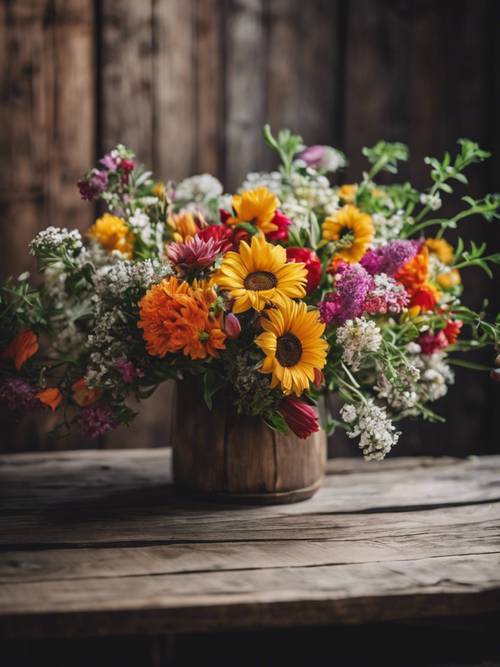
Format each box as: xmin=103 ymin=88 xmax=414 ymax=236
xmin=418 ymin=331 xmax=448 ymax=355
xmin=297 ymin=145 xmax=326 ymax=168
xmin=319 ymin=263 xmax=374 ymax=325
xmin=286 ymin=247 xmax=322 ymax=293
xmin=361 ymin=240 xmax=420 ymax=277
xmin=0 ymin=378 xmax=40 ymax=413
xmin=363 ymin=275 xmax=409 ymax=314
xmin=279 ymin=396 xmax=320 ymax=439
xmin=116 ymin=358 xmax=144 ymax=384
xmin=167 ymin=236 xmax=224 ymax=270
xmin=196 ymin=225 xmax=234 ymax=253
xmin=79 ymin=402 xmax=117 ymax=438
xmin=224 ymin=313 xmax=241 ymax=339
xmin=266 ymin=210 xmax=291 ymax=242
xmin=100 ymin=152 xmax=120 ymax=171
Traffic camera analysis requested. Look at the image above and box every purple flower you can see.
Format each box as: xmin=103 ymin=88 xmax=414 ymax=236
xmin=361 ymin=240 xmax=420 ymax=277
xmin=297 ymin=145 xmax=345 ymax=172
xmin=115 ymin=358 xmax=144 ymax=384
xmin=77 ymin=170 xmax=108 ymax=201
xmin=0 ymin=378 xmax=40 ymax=412
xmin=100 ymin=152 xmax=120 ymax=171
xmin=298 ymin=145 xmax=326 ymax=168
xmin=79 ymin=402 xmax=117 ymax=439
xmin=319 ymin=263 xmax=374 ymax=325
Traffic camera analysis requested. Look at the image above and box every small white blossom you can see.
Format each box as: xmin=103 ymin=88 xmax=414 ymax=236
xmin=176 ymin=174 xmax=223 ymax=202
xmin=419 ymin=192 xmax=442 ymax=211
xmin=29 ymin=227 xmax=83 ymax=257
xmin=341 ymin=400 xmax=400 ymax=461
xmin=128 ymin=210 xmax=152 ymax=243
xmin=336 ymin=318 xmax=382 ymax=371
xmin=372 ymin=210 xmax=405 ymax=243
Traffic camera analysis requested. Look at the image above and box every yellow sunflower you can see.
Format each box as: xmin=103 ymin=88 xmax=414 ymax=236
xmin=214 ymin=234 xmax=307 ymax=313
xmin=255 ymin=300 xmax=327 ymax=396
xmin=227 ymin=186 xmax=279 ymax=235
xmin=323 ymin=204 xmax=374 ymax=263
xmin=88 ymin=213 xmax=134 ymax=258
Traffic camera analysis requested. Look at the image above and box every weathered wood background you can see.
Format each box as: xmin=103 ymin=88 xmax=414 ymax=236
xmin=1 ymin=0 xmax=499 ymax=454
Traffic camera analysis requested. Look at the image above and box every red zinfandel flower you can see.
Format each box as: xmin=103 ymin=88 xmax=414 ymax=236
xmin=278 ymin=396 xmax=320 ymax=439
xmin=266 ymin=210 xmax=291 ymax=242
xmin=167 ymin=236 xmax=224 ymax=271
xmin=286 ymin=247 xmax=322 ymax=293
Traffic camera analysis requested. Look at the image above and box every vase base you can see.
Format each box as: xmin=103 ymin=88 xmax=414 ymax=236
xmin=174 ymin=478 xmax=323 ymax=505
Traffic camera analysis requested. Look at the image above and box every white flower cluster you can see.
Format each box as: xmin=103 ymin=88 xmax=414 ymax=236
xmin=341 ymin=399 xmax=401 ymax=461
xmin=372 ymin=211 xmax=406 ymax=243
xmin=375 ymin=342 xmax=454 ymax=415
xmin=419 ymin=192 xmax=442 ymax=211
xmin=85 ymin=307 xmax=127 ymax=386
xmin=336 ymin=318 xmax=382 ymax=371
xmin=93 ymin=259 xmax=171 ymax=300
xmin=128 ymin=210 xmax=152 ymax=243
xmin=239 ymin=171 xmax=283 ymax=195
xmin=175 ymin=174 xmax=223 ymax=202
xmin=29 ymin=226 xmax=83 ymax=257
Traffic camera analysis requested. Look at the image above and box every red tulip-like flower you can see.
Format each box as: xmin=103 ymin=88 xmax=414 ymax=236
xmin=409 ymin=284 xmax=439 ymax=312
xmin=196 ymin=224 xmax=234 ymax=253
xmin=224 ymin=313 xmax=241 ymax=339
xmin=266 ymin=210 xmax=291 ymax=242
xmin=278 ymin=396 xmax=319 ymax=439
xmin=286 ymin=247 xmax=322 ymax=293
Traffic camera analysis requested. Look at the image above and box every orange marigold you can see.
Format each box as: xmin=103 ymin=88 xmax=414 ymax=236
xmin=395 ymin=246 xmax=429 ymax=293
xmin=138 ymin=276 xmax=226 ymax=360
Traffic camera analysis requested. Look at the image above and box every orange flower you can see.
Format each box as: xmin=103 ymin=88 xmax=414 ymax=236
xmin=409 ymin=282 xmax=441 ymax=312
xmin=337 ymin=184 xmax=357 ymax=203
xmin=36 ymin=388 xmax=63 ymax=411
xmin=72 ymin=378 xmax=101 ymax=407
xmin=138 ymin=276 xmax=226 ymax=360
xmin=2 ymin=330 xmax=39 ymax=370
xmin=396 ymin=246 xmax=429 ymax=292
xmin=88 ymin=213 xmax=134 ymax=258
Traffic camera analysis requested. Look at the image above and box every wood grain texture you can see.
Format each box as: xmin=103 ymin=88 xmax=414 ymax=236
xmin=0 ymin=449 xmax=499 ymax=638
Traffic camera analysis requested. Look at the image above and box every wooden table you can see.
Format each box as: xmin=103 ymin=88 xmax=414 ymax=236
xmin=1 ymin=449 xmax=500 ymax=664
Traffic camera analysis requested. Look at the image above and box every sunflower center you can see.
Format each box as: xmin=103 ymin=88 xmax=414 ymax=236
xmin=244 ymin=271 xmax=277 ymax=291
xmin=276 ymin=333 xmax=303 ymax=367
xmin=338 ymin=225 xmax=355 ymax=246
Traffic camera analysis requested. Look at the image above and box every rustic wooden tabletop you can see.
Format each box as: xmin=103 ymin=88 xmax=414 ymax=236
xmin=1 ymin=449 xmax=499 ymax=642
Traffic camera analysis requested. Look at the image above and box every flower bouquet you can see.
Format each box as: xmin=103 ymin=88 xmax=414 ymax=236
xmin=1 ymin=128 xmax=499 ymax=503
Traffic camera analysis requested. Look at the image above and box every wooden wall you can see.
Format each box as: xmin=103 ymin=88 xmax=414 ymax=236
xmin=1 ymin=0 xmax=499 ymax=455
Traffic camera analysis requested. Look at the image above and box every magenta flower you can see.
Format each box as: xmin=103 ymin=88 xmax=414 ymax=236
xmin=79 ymin=402 xmax=117 ymax=439
xmin=0 ymin=378 xmax=40 ymax=412
xmin=115 ymin=358 xmax=144 ymax=384
xmin=224 ymin=313 xmax=241 ymax=339
xmin=361 ymin=240 xmax=420 ymax=277
xmin=319 ymin=263 xmax=374 ymax=325
xmin=167 ymin=236 xmax=224 ymax=270
xmin=279 ymin=396 xmax=319 ymax=439
xmin=78 ymin=170 xmax=108 ymax=201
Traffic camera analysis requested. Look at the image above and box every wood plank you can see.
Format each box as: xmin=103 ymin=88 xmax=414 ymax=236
xmin=100 ymin=0 xmax=154 ymax=165
xmin=1 ymin=502 xmax=499 ymax=584
xmin=1 ymin=451 xmax=499 ymax=548
xmin=1 ymin=553 xmax=499 ymax=638
xmin=223 ymin=0 xmax=269 ymax=190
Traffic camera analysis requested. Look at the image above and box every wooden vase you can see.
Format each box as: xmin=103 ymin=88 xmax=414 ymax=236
xmin=171 ymin=381 xmax=327 ymax=504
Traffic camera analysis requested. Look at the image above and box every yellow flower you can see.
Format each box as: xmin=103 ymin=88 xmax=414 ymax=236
xmin=255 ymin=300 xmax=327 ymax=396
xmin=227 ymin=186 xmax=278 ymax=235
xmin=323 ymin=205 xmax=374 ymax=263
xmin=425 ymin=238 xmax=454 ymax=265
xmin=152 ymin=181 xmax=166 ymax=199
xmin=337 ymin=184 xmax=357 ymax=202
xmin=437 ymin=269 xmax=461 ymax=289
xmin=88 ymin=214 xmax=134 ymax=258
xmin=168 ymin=211 xmax=201 ymax=242
xmin=214 ymin=234 xmax=307 ymax=314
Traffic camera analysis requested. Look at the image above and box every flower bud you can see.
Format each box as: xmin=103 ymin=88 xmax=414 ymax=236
xmin=313 ymin=368 xmax=324 ymax=389
xmin=224 ymin=313 xmax=241 ymax=339
xmin=490 ymin=368 xmax=500 ymax=384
